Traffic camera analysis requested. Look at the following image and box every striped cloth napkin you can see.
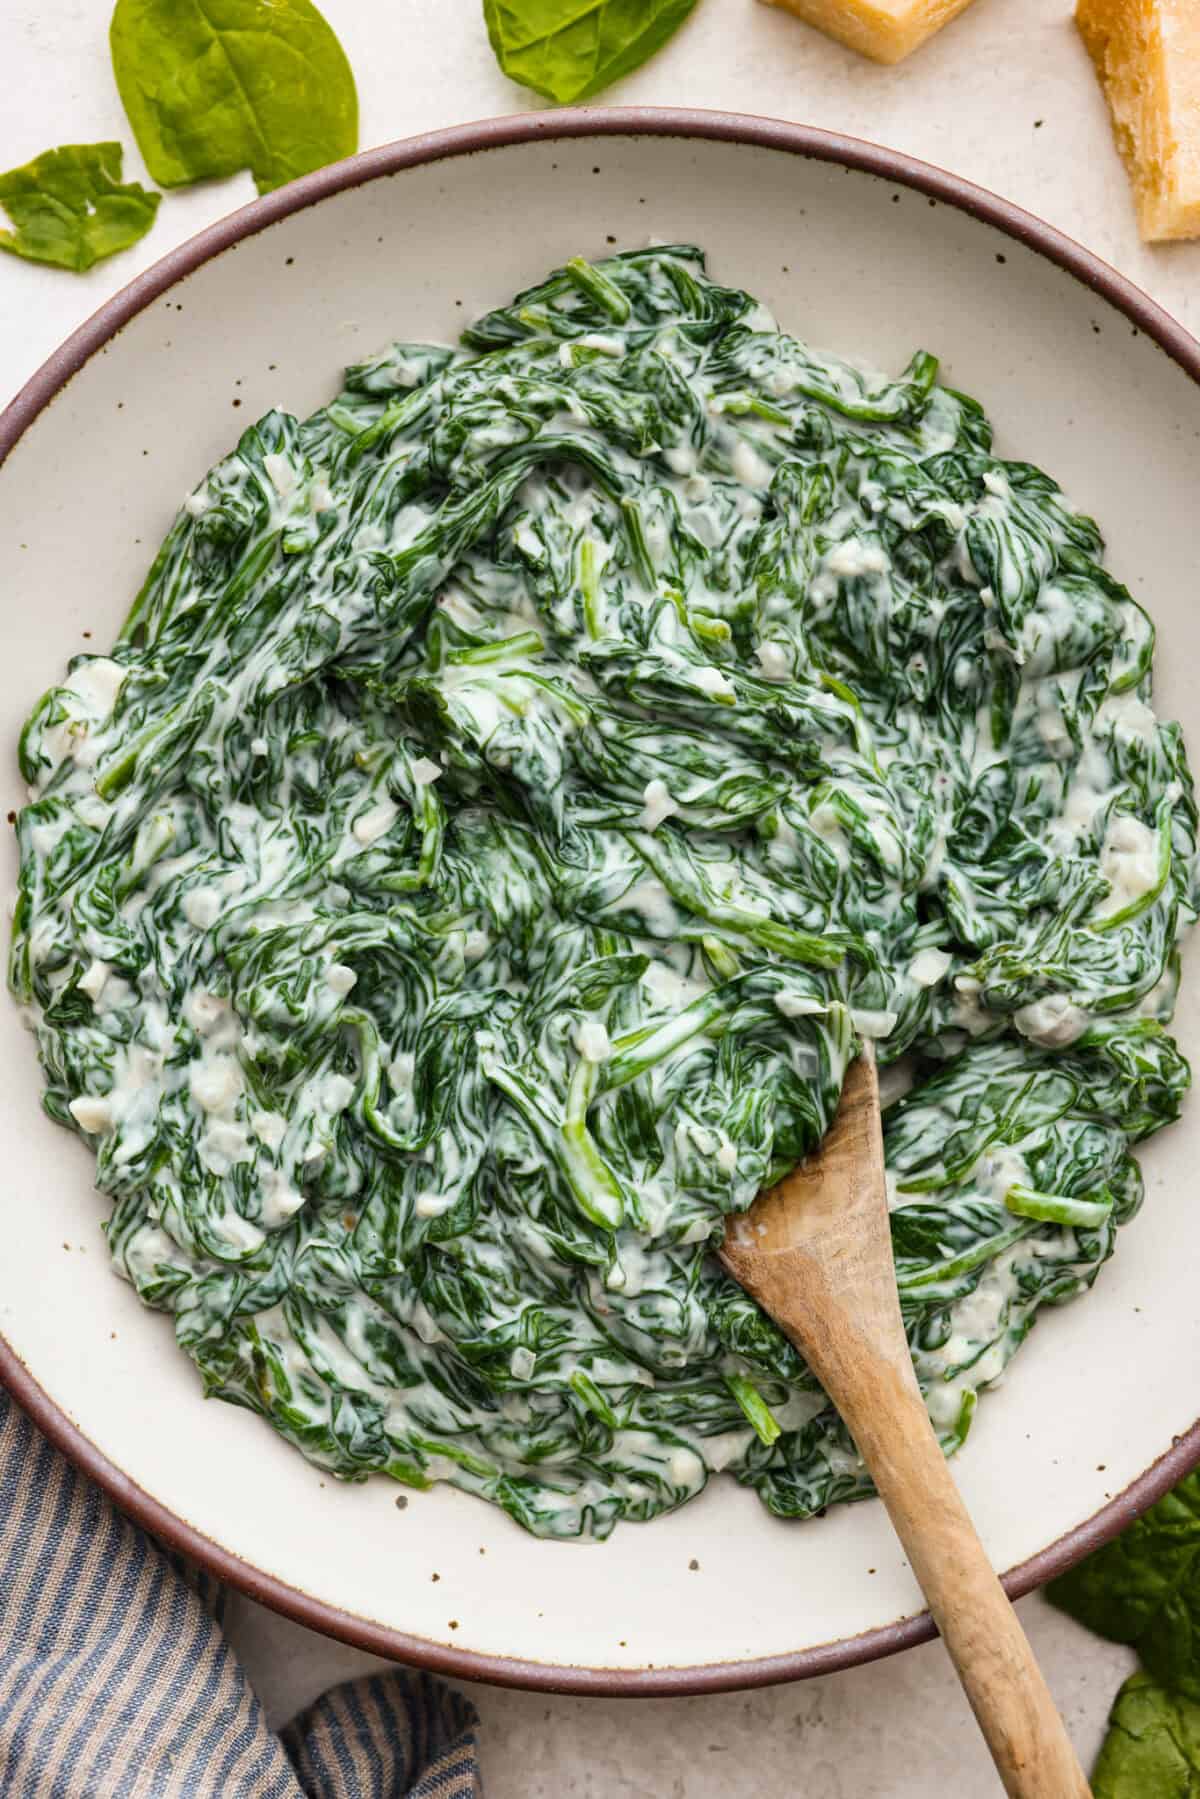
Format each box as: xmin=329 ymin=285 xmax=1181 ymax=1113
xmin=0 ymin=1391 xmax=483 ymax=1797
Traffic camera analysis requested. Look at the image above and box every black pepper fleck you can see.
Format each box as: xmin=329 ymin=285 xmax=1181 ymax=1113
xmin=996 ymin=253 xmax=1007 ymax=265
xmin=232 ymin=399 xmax=242 ymax=408
xmin=431 ymin=1572 xmax=440 ymax=1582
xmin=448 ymin=1620 xmax=459 ymax=1630
xmin=395 ymin=1495 xmax=408 ymax=1510
xmin=6 ymin=812 xmax=15 ymax=826
xmin=688 ymin=1558 xmax=699 ymax=1571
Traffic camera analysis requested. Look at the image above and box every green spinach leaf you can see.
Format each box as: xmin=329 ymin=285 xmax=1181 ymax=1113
xmin=1092 ymin=1674 xmax=1200 ymax=1797
xmin=0 ymin=143 xmax=159 ymax=273
xmin=483 ymin=0 xmax=699 ymax=104
xmin=1049 ymin=1474 xmax=1200 ymax=1699
xmin=109 ymin=0 xmax=358 ymax=196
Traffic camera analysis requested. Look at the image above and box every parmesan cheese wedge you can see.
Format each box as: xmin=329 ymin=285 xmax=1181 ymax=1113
xmin=1077 ymin=0 xmax=1200 ymax=242
xmin=760 ymin=0 xmax=978 ymax=64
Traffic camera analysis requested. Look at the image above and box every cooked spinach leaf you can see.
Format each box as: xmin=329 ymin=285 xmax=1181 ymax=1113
xmin=1092 ymin=1674 xmax=1200 ymax=1798
xmin=0 ymin=142 xmax=159 ymax=273
xmin=109 ymin=0 xmax=358 ymax=195
xmin=483 ymin=0 xmax=699 ymax=103
xmin=11 ymin=248 xmax=1196 ymax=1539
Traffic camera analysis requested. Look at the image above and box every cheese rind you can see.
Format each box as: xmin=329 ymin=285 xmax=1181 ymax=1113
xmin=760 ymin=0 xmax=978 ymax=64
xmin=1077 ymin=0 xmax=1200 ymax=242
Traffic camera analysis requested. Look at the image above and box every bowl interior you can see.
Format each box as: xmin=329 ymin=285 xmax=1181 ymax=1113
xmin=2 ymin=122 xmax=1199 ymax=1685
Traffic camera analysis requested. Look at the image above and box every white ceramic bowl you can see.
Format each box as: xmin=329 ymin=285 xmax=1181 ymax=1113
xmin=2 ymin=110 xmax=1199 ymax=1694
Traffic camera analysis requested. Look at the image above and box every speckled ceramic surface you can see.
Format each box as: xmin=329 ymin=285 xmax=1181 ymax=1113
xmin=2 ymin=113 xmax=1199 ymax=1691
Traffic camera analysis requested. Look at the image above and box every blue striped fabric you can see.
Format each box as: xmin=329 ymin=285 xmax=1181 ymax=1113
xmin=0 ymin=1391 xmax=482 ymax=1797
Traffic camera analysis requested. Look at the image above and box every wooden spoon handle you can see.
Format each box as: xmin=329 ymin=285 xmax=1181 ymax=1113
xmin=723 ymin=1053 xmax=1088 ymax=1793
xmin=823 ymin=1355 xmax=1091 ymax=1797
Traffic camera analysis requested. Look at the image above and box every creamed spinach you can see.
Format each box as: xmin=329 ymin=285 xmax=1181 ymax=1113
xmin=11 ymin=248 xmax=1197 ymax=1538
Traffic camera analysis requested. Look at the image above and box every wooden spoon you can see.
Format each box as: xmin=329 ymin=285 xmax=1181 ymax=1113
xmin=719 ymin=1050 xmax=1091 ymax=1798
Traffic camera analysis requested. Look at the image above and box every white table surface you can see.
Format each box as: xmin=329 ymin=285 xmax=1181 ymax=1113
xmin=2 ymin=0 xmax=1188 ymax=1790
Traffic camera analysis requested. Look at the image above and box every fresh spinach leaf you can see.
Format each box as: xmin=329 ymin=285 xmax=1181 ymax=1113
xmin=1092 ymin=1674 xmax=1200 ymax=1797
xmin=109 ymin=0 xmax=358 ymax=196
xmin=1049 ymin=1474 xmax=1200 ymax=1700
xmin=0 ymin=143 xmax=159 ymax=273
xmin=483 ymin=0 xmax=699 ymax=104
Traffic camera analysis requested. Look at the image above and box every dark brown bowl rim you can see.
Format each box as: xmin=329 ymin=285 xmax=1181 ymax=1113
xmin=3 ymin=104 xmax=1199 ymax=1697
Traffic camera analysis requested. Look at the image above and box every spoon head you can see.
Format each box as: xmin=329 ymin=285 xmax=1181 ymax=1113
xmin=723 ymin=1050 xmax=885 ymax=1252
xmin=717 ymin=1047 xmax=905 ymax=1342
